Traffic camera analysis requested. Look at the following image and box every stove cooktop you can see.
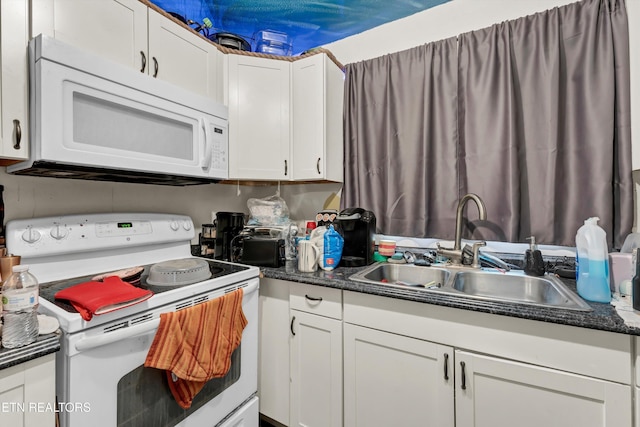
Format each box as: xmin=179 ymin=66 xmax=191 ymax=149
xmin=39 ymin=259 xmax=250 ymax=314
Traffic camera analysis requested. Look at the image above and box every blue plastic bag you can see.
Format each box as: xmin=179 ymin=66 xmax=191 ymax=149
xmin=319 ymin=225 xmax=344 ymax=271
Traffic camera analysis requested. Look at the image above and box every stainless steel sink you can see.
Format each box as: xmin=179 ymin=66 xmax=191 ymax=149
xmin=350 ymin=263 xmax=450 ymax=289
xmin=350 ymin=263 xmax=592 ymax=311
xmin=448 ymin=270 xmax=592 ymax=311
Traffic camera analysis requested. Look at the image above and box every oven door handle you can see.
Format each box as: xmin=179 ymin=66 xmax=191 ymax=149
xmin=75 ymin=319 xmax=161 ymax=352
xmin=75 ymin=281 xmax=258 ymax=352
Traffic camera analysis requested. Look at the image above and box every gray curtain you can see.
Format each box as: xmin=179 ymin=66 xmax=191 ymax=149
xmin=342 ymin=38 xmax=460 ymax=237
xmin=459 ymin=0 xmax=632 ymax=248
xmin=343 ymin=0 xmax=633 ymax=249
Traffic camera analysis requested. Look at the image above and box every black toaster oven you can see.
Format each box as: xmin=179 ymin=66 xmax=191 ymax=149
xmin=238 ymin=236 xmax=286 ymax=267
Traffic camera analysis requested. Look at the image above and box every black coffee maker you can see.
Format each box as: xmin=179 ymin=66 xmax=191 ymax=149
xmin=336 ymin=207 xmax=376 ymax=267
xmin=214 ymin=212 xmax=245 ymax=261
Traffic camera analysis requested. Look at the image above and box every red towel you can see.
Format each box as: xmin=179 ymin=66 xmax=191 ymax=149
xmin=54 ymin=276 xmax=153 ymax=320
xmin=143 ymin=288 xmax=247 ymax=409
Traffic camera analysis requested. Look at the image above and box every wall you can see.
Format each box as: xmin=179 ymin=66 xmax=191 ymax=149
xmin=3 ymin=0 xmax=635 ymax=236
xmin=324 ymin=0 xmax=640 ymax=231
xmin=0 ymin=168 xmax=341 ymax=239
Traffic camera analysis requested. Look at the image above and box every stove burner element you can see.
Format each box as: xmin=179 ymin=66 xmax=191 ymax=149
xmin=147 ymin=258 xmax=212 ymax=287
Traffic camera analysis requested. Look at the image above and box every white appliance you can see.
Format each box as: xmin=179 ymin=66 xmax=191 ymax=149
xmin=5 ymin=213 xmax=259 ymax=427
xmin=7 ymin=35 xmax=228 ymax=186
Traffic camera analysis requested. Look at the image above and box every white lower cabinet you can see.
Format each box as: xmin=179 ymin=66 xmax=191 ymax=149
xmin=343 ymin=323 xmax=454 ymax=427
xmin=455 ymin=350 xmax=631 ymax=427
xmin=258 ymin=278 xmax=291 ymax=426
xmin=343 ymin=290 xmax=632 ymax=427
xmin=290 ymin=310 xmax=342 ymax=427
xmin=258 ymin=282 xmax=634 ymax=427
xmin=289 ymin=283 xmax=343 ymax=427
xmin=0 ymin=353 xmax=56 ymax=427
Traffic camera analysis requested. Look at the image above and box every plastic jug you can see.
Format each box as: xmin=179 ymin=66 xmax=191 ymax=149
xmin=575 ymin=217 xmax=611 ymax=303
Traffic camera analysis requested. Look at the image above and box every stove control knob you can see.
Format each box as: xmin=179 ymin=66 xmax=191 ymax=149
xmin=50 ymin=224 xmax=69 ymax=240
xmin=182 ymin=221 xmax=192 ymax=231
xmin=169 ymin=221 xmax=180 ymax=231
xmin=22 ymin=227 xmax=42 ymax=244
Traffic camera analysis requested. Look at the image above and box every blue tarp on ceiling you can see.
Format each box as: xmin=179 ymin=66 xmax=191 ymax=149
xmin=150 ymin=0 xmax=449 ymax=55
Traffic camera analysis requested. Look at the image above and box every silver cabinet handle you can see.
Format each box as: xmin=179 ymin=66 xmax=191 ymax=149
xmin=152 ymin=57 xmax=159 ymax=77
xmin=13 ymin=119 xmax=21 ymax=149
xmin=444 ymin=353 xmax=449 ymax=381
xmin=316 ymin=157 xmax=321 ymax=174
xmin=290 ymin=315 xmax=296 ymax=336
xmin=460 ymin=361 xmax=467 ymax=390
xmin=140 ymin=51 xmax=146 ymax=73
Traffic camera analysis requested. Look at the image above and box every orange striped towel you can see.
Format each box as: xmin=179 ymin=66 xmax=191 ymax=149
xmin=144 ymin=288 xmax=247 ymax=409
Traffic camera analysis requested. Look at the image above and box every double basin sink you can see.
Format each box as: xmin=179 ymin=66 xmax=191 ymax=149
xmin=350 ymin=263 xmax=592 ymax=312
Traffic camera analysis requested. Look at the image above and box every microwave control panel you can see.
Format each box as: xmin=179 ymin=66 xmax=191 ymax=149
xmin=209 ymin=121 xmax=228 ymax=178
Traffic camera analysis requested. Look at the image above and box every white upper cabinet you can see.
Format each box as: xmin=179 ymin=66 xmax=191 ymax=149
xmin=226 ymin=54 xmax=291 ymax=180
xmin=31 ymin=0 xmax=148 ymax=69
xmin=147 ymin=8 xmax=222 ymax=101
xmin=31 ymin=0 xmax=222 ymax=102
xmin=0 ymin=0 xmax=30 ymax=163
xmin=292 ymin=53 xmax=344 ymax=181
xmin=226 ymin=52 xmax=344 ymax=182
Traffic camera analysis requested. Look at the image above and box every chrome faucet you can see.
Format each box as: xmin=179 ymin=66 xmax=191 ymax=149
xmin=437 ymin=193 xmax=487 ymax=265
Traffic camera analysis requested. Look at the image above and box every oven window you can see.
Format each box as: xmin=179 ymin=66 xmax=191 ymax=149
xmin=116 ymin=346 xmax=241 ymax=426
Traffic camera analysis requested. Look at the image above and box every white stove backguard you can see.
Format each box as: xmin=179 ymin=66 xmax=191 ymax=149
xmin=6 ymin=213 xmax=196 ymax=282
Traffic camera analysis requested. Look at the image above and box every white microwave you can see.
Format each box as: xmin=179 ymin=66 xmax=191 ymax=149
xmin=8 ymin=35 xmax=228 ymax=185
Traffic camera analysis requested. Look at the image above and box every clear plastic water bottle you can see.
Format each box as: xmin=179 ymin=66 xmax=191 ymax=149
xmin=1 ymin=265 xmax=39 ymax=348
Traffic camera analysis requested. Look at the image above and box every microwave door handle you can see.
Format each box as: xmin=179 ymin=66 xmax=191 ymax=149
xmin=75 ymin=318 xmax=161 ymax=352
xmin=200 ymin=118 xmax=212 ymax=171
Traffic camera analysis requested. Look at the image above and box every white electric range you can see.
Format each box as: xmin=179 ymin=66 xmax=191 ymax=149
xmin=6 ymin=212 xmax=260 ymax=427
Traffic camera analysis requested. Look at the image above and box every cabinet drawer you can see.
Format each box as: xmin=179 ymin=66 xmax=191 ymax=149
xmin=290 ymin=283 xmax=342 ymax=319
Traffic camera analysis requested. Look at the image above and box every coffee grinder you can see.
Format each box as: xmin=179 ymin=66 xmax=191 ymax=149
xmin=214 ymin=212 xmax=245 ymax=261
xmin=336 ymin=207 xmax=376 ymax=267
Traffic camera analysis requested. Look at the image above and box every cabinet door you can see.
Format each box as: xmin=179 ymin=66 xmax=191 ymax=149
xmin=343 ymin=323 xmax=454 ymax=427
xmin=0 ymin=0 xmax=29 ymax=162
xmin=290 ymin=310 xmax=342 ymax=427
xmin=227 ymin=54 xmax=291 ymax=180
xmin=31 ymin=0 xmax=148 ymax=70
xmin=455 ymin=350 xmax=632 ymax=427
xmin=292 ymin=54 xmax=343 ymax=182
xmin=147 ymin=8 xmax=223 ymax=101
xmin=258 ymin=278 xmax=290 ymax=426
xmin=0 ymin=353 xmax=56 ymax=427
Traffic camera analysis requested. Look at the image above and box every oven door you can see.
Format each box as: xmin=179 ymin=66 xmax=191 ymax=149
xmin=57 ymin=279 xmax=258 ymax=427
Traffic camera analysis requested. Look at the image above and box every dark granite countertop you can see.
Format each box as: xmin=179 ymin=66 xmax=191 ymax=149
xmin=0 ymin=332 xmax=61 ymax=371
xmin=260 ymin=261 xmax=640 ymax=337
